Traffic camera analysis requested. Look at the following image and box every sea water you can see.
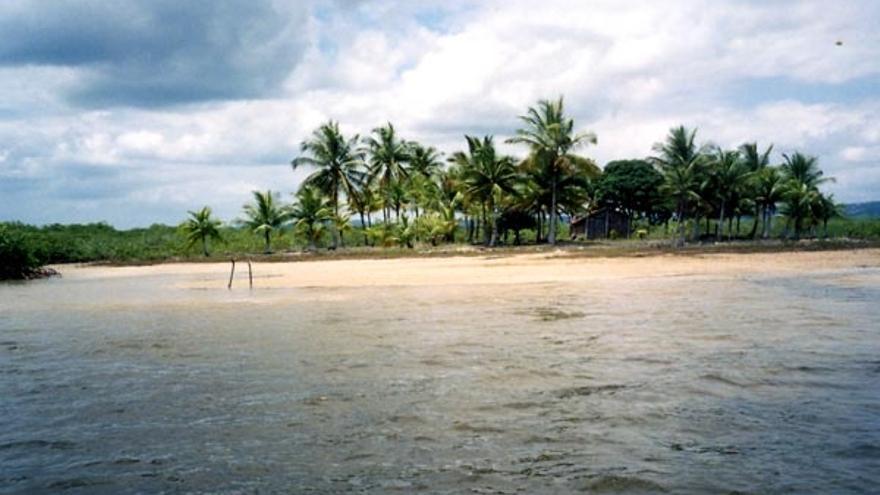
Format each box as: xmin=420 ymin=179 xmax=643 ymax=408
xmin=1 ymin=264 xmax=879 ymax=493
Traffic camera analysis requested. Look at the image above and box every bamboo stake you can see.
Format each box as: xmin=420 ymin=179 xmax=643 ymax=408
xmin=227 ymin=259 xmax=236 ymax=289
xmin=247 ymin=259 xmax=253 ymax=289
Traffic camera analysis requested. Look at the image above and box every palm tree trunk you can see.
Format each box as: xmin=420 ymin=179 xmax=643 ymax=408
xmin=308 ymin=228 xmax=317 ymax=251
xmin=481 ymin=203 xmax=490 ymax=246
xmin=676 ymin=201 xmax=686 ymax=247
xmin=536 ymin=212 xmax=543 ymax=243
xmin=749 ymin=205 xmax=760 ymax=238
xmin=332 ymin=188 xmax=339 ymax=250
xmin=264 ymin=230 xmax=271 ymax=254
xmin=488 ymin=198 xmax=498 ymax=247
xmin=717 ymin=200 xmax=725 ymax=242
xmin=359 ymin=211 xmax=368 ymax=246
xmin=548 ymin=173 xmax=558 ymax=245
xmin=202 ymin=237 xmax=209 ymax=257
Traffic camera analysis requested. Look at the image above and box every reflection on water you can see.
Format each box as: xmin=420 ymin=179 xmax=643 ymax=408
xmin=1 ymin=266 xmax=879 ymax=493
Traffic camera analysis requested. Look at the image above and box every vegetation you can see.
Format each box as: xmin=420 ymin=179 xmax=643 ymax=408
xmin=0 ymin=224 xmax=46 ymax=279
xmin=180 ymin=207 xmax=223 ymax=256
xmin=506 ymin=97 xmax=598 ymax=245
xmin=241 ymin=191 xmax=289 ymax=253
xmin=3 ymin=96 xmax=878 ymax=278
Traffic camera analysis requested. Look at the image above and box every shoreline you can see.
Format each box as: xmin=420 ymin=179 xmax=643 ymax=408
xmin=53 ymin=245 xmax=880 ymax=290
xmin=54 ymin=237 xmax=880 ymax=269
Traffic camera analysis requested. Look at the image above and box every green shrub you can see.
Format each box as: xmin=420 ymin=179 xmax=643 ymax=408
xmin=0 ymin=224 xmax=44 ymax=279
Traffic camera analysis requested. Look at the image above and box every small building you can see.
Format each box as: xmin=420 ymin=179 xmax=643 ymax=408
xmin=571 ymin=208 xmax=630 ymax=240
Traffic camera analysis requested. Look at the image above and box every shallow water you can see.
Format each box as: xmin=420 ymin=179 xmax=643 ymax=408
xmin=1 ymin=264 xmax=879 ymax=493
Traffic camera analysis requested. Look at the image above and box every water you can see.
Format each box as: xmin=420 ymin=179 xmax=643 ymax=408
xmin=1 ymin=264 xmax=879 ymax=493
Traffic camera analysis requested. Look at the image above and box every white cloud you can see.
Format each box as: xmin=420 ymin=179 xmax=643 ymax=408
xmin=1 ymin=0 xmax=879 ymax=226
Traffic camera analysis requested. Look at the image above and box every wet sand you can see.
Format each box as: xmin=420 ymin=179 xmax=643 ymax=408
xmin=58 ymin=248 xmax=880 ymax=288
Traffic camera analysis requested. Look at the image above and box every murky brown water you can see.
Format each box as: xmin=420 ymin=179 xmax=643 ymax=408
xmin=1 ymin=264 xmax=879 ymax=493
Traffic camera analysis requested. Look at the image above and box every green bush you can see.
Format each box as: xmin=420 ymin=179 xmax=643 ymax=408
xmin=0 ymin=224 xmax=43 ymax=279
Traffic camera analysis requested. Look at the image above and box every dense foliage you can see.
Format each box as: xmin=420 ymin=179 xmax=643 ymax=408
xmin=0 ymin=224 xmax=44 ymax=279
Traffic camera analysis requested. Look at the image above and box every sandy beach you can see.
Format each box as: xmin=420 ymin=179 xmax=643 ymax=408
xmin=56 ymin=248 xmax=880 ymax=289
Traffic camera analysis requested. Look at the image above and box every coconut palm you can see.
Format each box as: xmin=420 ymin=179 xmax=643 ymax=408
xmin=408 ymin=143 xmax=443 ymax=178
xmin=707 ymin=148 xmax=749 ymax=241
xmin=346 ymin=177 xmax=371 ymax=246
xmin=290 ymin=185 xmax=332 ymax=251
xmin=364 ymin=123 xmax=411 ymax=222
xmin=651 ymin=126 xmax=707 ymax=246
xmin=781 ymin=152 xmax=828 ymax=189
xmin=242 ymin=190 xmax=289 ymax=253
xmin=813 ymin=192 xmax=842 ymax=239
xmin=780 ymin=152 xmax=834 ymax=239
xmin=181 ymin=206 xmax=223 ymax=257
xmin=452 ymin=135 xmax=518 ymax=246
xmin=739 ymin=142 xmax=773 ymax=237
xmin=507 ymin=97 xmax=597 ymax=245
xmin=292 ymin=121 xmax=365 ymax=249
xmin=781 ymin=181 xmax=820 ymax=239
xmin=754 ymin=167 xmax=785 ymax=238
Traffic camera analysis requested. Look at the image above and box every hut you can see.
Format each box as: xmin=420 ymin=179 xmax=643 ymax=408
xmin=571 ymin=208 xmax=630 ymax=240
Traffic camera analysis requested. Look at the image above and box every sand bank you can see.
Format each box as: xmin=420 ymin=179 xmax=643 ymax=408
xmin=56 ymin=248 xmax=880 ymax=289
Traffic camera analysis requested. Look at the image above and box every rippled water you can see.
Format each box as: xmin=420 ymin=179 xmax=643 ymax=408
xmin=1 ymin=263 xmax=879 ymax=493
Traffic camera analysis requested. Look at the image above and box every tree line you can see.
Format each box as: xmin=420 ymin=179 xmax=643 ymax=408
xmin=183 ymin=96 xmax=840 ymax=255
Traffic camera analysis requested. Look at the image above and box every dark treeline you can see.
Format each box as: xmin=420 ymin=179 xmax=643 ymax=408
xmin=3 ymin=97 xmax=879 ymax=279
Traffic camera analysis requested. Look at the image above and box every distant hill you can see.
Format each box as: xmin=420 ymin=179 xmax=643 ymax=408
xmin=844 ymin=201 xmax=880 ymax=218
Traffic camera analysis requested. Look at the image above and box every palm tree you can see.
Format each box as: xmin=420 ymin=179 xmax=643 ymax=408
xmin=507 ymin=97 xmax=597 ymax=245
xmin=181 ymin=206 xmax=223 ymax=256
xmin=813 ymin=193 xmax=842 ymax=238
xmin=292 ymin=121 xmax=365 ymax=249
xmin=739 ymin=142 xmax=773 ymax=237
xmin=707 ymin=148 xmax=749 ymax=241
xmin=346 ymin=176 xmax=370 ymax=246
xmin=651 ymin=126 xmax=706 ymax=246
xmin=408 ymin=143 xmax=443 ymax=178
xmin=290 ymin=185 xmax=332 ymax=251
xmin=452 ymin=135 xmax=518 ymax=246
xmin=781 ymin=181 xmax=820 ymax=239
xmin=406 ymin=143 xmax=443 ymax=220
xmin=242 ymin=190 xmax=289 ymax=253
xmin=780 ymin=152 xmax=834 ymax=239
xmin=754 ymin=167 xmax=785 ymax=238
xmin=781 ymin=152 xmax=827 ymax=189
xmin=364 ymin=123 xmax=410 ymax=222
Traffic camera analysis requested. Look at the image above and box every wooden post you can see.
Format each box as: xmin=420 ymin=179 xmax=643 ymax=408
xmin=247 ymin=259 xmax=253 ymax=289
xmin=227 ymin=259 xmax=236 ymax=290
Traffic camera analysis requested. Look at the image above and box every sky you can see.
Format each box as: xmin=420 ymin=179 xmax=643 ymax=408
xmin=1 ymin=0 xmax=879 ymax=228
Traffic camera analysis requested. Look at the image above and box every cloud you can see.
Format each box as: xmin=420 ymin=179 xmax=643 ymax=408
xmin=1 ymin=0 xmax=879 ymax=226
xmin=0 ymin=0 xmax=310 ymax=107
